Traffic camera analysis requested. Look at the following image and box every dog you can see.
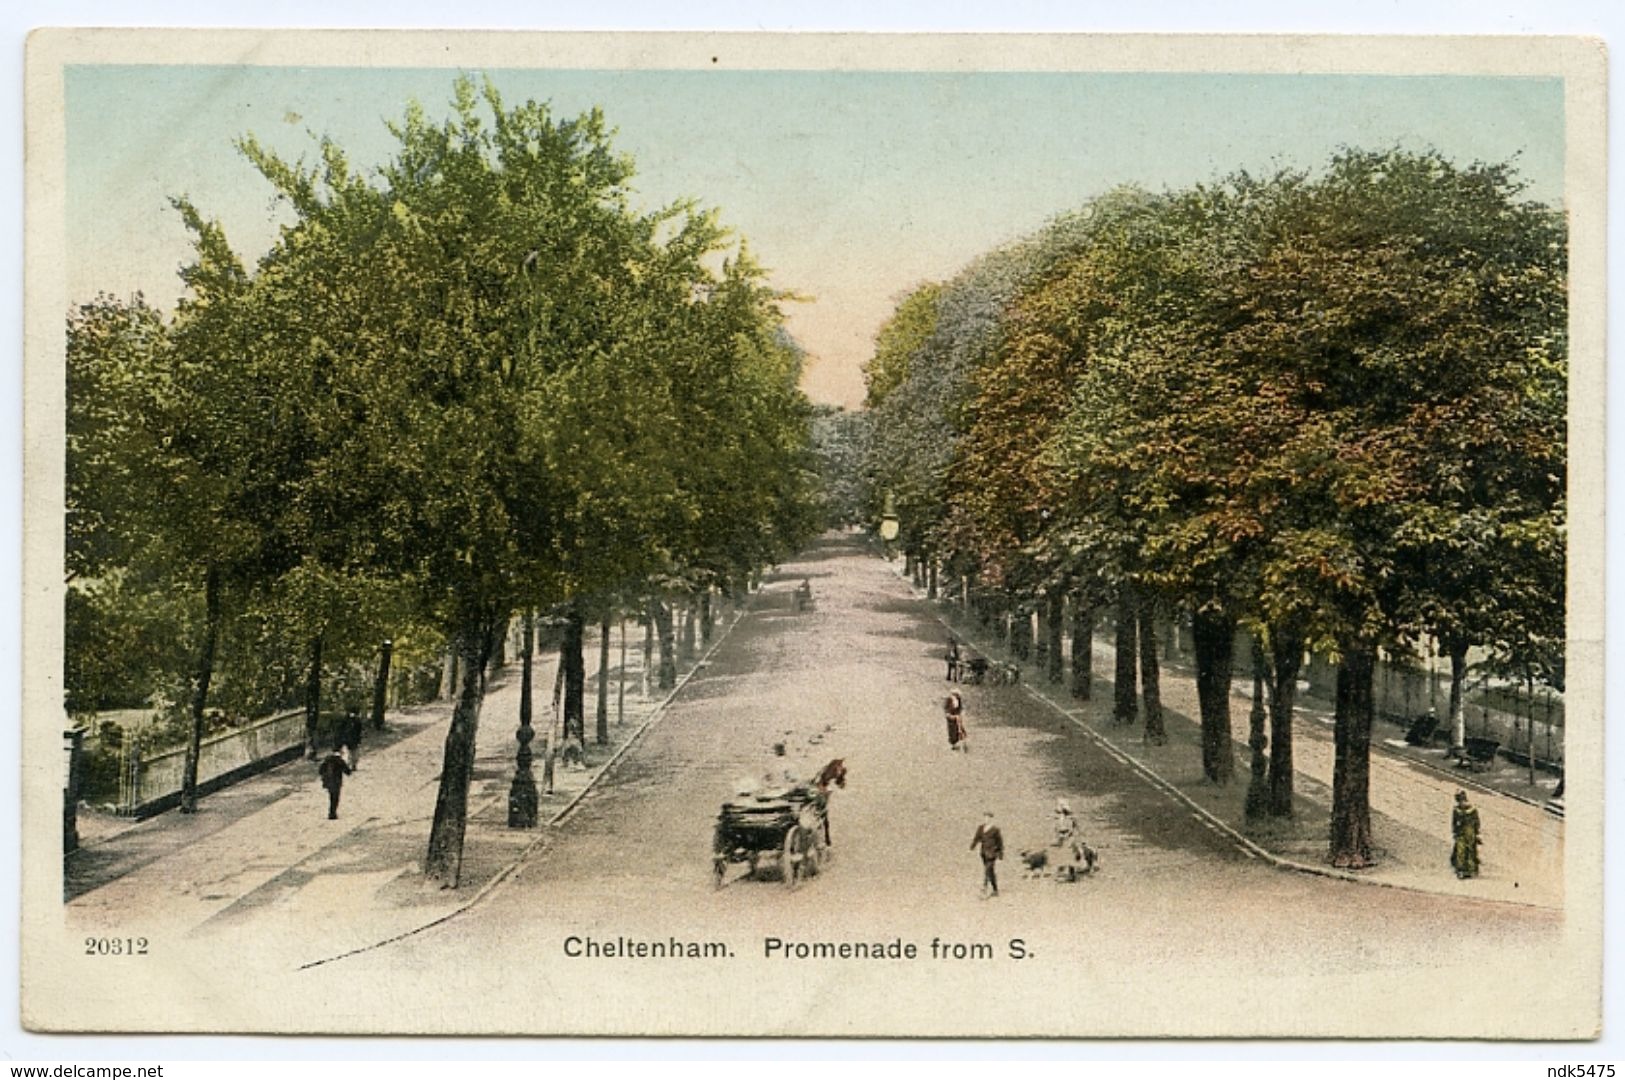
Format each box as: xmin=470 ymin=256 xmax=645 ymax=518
xmin=1019 ymin=849 xmax=1050 ymax=877
xmin=1056 ymin=843 xmax=1100 ymax=882
xmin=1023 ymin=843 xmax=1100 ymax=882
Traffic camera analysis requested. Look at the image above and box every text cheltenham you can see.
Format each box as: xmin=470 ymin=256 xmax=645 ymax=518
xmin=563 ymin=936 xmax=730 ymax=959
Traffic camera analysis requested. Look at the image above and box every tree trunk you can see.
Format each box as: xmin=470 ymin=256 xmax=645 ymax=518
xmin=1446 ymin=639 xmax=1469 ymax=754
xmin=642 ymin=608 xmax=654 ymax=697
xmin=1045 ymin=589 xmax=1064 ymax=684
xmin=441 ymin=650 xmax=457 ymax=703
xmin=596 ymin=613 xmax=611 ymax=745
xmin=1330 ymin=642 xmax=1377 ymax=868
xmin=700 ymin=590 xmax=714 ymax=644
xmin=1138 ymin=596 xmax=1165 ymax=745
xmin=903 ymin=552 xmax=915 ymax=579
xmin=1244 ymin=637 xmax=1270 ymax=819
xmin=1070 ymin=595 xmax=1093 ymax=700
xmin=303 ymin=634 xmax=324 ymax=759
xmin=1033 ymin=603 xmax=1048 ymax=670
xmin=654 ymin=597 xmax=677 ymax=690
xmin=1191 ymin=607 xmax=1236 ymax=784
xmin=508 ymin=611 xmax=537 ymax=829
xmin=1112 ymin=586 xmax=1138 ymax=725
xmin=369 ymin=639 xmax=393 ymax=732
xmin=1267 ymin=627 xmax=1304 ymax=818
xmin=425 ymin=617 xmax=497 ymax=887
xmin=563 ymin=608 xmax=586 ymax=748
xmin=927 ymin=562 xmax=938 ymax=600
xmin=617 ymin=620 xmax=627 ymax=726
xmin=178 ymin=566 xmax=222 ymax=814
xmin=679 ymin=597 xmax=697 ymax=662
xmin=542 ymin=655 xmax=564 ymax=796
xmin=1526 ymin=671 xmax=1538 ymax=786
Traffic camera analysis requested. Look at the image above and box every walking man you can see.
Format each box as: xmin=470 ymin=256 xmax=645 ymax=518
xmin=318 ymin=746 xmax=353 ymax=820
xmin=945 ymin=637 xmax=962 ymax=682
xmin=970 ymin=811 xmax=1004 ymax=897
xmin=1450 ymin=789 xmax=1481 ymax=879
xmin=341 ymin=705 xmax=364 ymax=770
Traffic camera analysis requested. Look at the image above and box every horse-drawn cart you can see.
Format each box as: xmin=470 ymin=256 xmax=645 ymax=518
xmin=713 ymin=786 xmax=829 ymax=889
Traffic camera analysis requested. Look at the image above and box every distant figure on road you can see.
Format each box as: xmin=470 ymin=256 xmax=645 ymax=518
xmin=1450 ymin=789 xmax=1481 ymax=879
xmin=1053 ymin=798 xmax=1079 ymax=847
xmin=945 ymin=637 xmax=962 ymax=682
xmin=944 ymin=690 xmax=967 ymax=752
xmin=1052 ymin=798 xmax=1098 ymax=879
xmin=318 ymin=747 xmax=353 ymax=820
xmin=341 ymin=706 xmax=364 ymax=770
xmin=970 ymin=811 xmax=1003 ymax=897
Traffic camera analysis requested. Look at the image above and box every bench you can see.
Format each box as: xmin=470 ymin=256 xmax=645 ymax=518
xmin=1403 ymin=714 xmax=1439 ymax=747
xmin=1461 ymin=736 xmax=1501 ymax=771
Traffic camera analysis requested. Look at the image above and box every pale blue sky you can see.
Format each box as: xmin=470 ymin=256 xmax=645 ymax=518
xmin=65 ymin=66 xmax=1565 ymax=406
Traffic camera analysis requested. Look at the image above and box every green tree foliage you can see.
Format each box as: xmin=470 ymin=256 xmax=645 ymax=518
xmin=865 ymin=149 xmax=1566 ymax=868
xmin=64 ymin=76 xmax=819 ymax=881
xmin=864 ymin=282 xmax=943 ymax=409
xmin=809 ymin=405 xmax=871 ymax=528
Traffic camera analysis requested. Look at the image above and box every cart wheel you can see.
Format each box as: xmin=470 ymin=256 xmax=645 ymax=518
xmin=782 ymin=826 xmax=802 ymax=888
xmin=713 ymin=857 xmax=726 ymax=889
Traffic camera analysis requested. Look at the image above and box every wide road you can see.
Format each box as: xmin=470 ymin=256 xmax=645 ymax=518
xmin=306 ymin=533 xmax=1573 ymax=1038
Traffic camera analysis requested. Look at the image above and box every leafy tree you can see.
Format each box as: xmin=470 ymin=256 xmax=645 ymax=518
xmin=864 ymin=148 xmax=1564 ymax=869
xmin=809 ymin=406 xmax=871 ymax=528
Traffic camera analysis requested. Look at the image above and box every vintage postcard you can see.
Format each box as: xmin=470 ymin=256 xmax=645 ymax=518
xmin=21 ymin=30 xmax=1605 ymax=1037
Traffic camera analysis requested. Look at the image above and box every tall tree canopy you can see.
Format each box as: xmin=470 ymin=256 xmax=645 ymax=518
xmin=64 ymin=76 xmax=821 ymax=882
xmin=862 ymin=148 xmax=1566 ymax=867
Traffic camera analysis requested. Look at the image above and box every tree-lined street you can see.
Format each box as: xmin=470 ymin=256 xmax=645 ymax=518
xmin=49 ymin=65 xmax=1580 ymax=1038
xmin=64 ymin=534 xmax=1563 ymax=1033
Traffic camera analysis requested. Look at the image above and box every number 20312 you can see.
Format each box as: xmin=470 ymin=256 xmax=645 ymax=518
xmin=84 ymin=937 xmax=148 ymax=956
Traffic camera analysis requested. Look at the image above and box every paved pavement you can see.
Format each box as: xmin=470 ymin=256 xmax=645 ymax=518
xmin=65 ymin=606 xmax=744 ymax=965
xmin=947 ymin=621 xmax=1565 ymax=910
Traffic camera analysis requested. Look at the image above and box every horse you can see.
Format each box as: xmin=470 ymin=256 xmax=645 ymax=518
xmin=813 ymin=757 xmax=847 ymax=791
xmin=811 ymin=758 xmax=847 ymax=846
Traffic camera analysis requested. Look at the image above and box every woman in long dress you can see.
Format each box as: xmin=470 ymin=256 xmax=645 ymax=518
xmin=1451 ymin=789 xmax=1481 ymax=879
xmin=944 ymin=691 xmax=967 ymax=751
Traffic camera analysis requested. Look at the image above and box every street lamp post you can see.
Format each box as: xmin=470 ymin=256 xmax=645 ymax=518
xmin=508 ymin=611 xmax=539 ymax=828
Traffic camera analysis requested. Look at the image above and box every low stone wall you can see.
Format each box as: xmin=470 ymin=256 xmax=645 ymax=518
xmin=125 ymin=709 xmax=307 ymax=817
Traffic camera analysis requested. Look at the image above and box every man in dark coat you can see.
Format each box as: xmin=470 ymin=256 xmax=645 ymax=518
xmin=1450 ymin=789 xmax=1481 ymax=879
xmin=318 ymin=747 xmax=353 ymax=820
xmin=341 ymin=706 xmax=364 ymax=770
xmin=970 ymin=811 xmax=1004 ymax=897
